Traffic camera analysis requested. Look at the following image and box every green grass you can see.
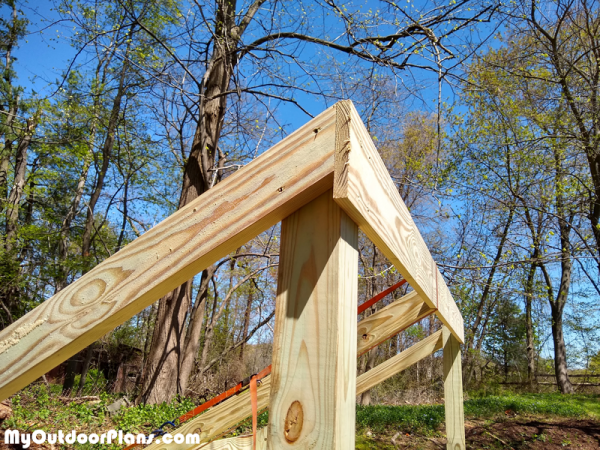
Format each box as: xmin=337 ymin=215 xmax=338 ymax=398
xmin=355 ymin=393 xmax=600 ymax=434
xmin=357 ymin=404 xmax=445 ymax=434
xmin=464 ymin=392 xmax=600 ymax=419
xmin=4 ymin=385 xmax=599 ymax=448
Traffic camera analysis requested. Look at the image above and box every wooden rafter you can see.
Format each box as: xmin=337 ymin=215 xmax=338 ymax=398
xmin=334 ymin=101 xmax=464 ymax=342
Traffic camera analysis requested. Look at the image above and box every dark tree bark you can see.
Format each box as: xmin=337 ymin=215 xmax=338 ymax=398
xmin=463 ymin=206 xmax=514 ymax=386
xmin=239 ymin=289 xmax=253 ymax=362
xmin=81 ymin=57 xmax=130 ymax=266
xmin=1 ymin=117 xmax=36 ymax=318
xmin=4 ymin=118 xmax=35 ymax=251
xmin=76 ymin=345 xmax=95 ymax=396
xmin=537 ymin=148 xmax=575 ymax=394
xmin=62 ymin=356 xmax=79 ymax=396
xmin=524 ymin=259 xmax=537 ymax=388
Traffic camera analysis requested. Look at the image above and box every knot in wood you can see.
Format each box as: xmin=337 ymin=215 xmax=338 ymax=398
xmin=284 ymin=400 xmax=303 ymax=443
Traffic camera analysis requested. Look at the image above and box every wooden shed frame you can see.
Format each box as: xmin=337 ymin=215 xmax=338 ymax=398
xmin=0 ymin=101 xmax=465 ymax=449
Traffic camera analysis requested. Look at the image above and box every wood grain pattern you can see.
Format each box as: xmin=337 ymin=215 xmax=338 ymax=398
xmin=197 ymin=428 xmax=267 ymax=450
xmin=443 ymin=327 xmax=466 ymax=450
xmin=356 ymin=329 xmax=443 ymax=396
xmin=333 ymin=100 xmax=464 ymax=343
xmin=267 ymin=190 xmax=358 ymax=450
xmin=145 ymin=377 xmax=271 ymax=450
xmin=163 ymin=327 xmax=443 ymax=450
xmin=357 ymin=290 xmax=436 ymax=356
xmin=0 ymin=106 xmax=339 ymax=401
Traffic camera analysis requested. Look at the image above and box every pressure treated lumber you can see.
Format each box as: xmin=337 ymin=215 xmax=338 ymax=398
xmin=0 ymin=106 xmax=338 ymax=401
xmin=0 ymin=99 xmax=464 ymax=404
xmin=268 ymin=190 xmax=359 ymax=449
xmin=153 ymin=289 xmax=434 ymax=450
xmin=356 ymin=329 xmax=444 ymax=395
xmin=197 ymin=428 xmax=267 ymax=449
xmin=145 ymin=377 xmax=271 ymax=450
xmin=357 ymin=290 xmax=436 ymax=356
xmin=333 ymin=100 xmax=464 ymax=343
xmin=442 ymin=327 xmax=466 ymax=450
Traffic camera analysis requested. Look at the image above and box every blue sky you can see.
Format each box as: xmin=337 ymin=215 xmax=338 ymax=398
xmin=8 ymin=0 xmax=599 ymax=368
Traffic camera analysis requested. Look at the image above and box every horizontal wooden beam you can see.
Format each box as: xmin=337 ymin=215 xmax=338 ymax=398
xmin=0 ymin=107 xmax=338 ymax=401
xmin=356 ymin=329 xmax=443 ymax=396
xmin=198 ymin=428 xmax=267 ymax=449
xmin=357 ymin=290 xmax=435 ymax=356
xmin=333 ymin=101 xmax=464 ymax=343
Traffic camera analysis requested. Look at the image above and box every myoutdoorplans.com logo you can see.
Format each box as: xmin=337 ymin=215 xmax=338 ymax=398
xmin=4 ymin=429 xmax=201 ymax=448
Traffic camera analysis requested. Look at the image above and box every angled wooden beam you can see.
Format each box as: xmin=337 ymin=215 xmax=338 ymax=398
xmin=333 ymin=101 xmax=464 ymax=343
xmin=442 ymin=327 xmax=466 ymax=450
xmin=356 ymin=329 xmax=443 ymax=396
xmin=197 ymin=428 xmax=267 ymax=449
xmin=267 ymin=190 xmax=359 ymax=449
xmin=357 ymin=290 xmax=436 ymax=356
xmin=0 ymin=107 xmax=338 ymax=401
xmin=0 ymin=99 xmax=465 ymax=403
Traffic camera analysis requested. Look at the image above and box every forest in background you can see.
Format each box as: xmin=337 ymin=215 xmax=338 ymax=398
xmin=0 ymin=0 xmax=599 ymax=410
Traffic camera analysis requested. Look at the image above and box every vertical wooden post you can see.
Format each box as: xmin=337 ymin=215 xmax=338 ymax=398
xmin=443 ymin=326 xmax=466 ymax=450
xmin=267 ymin=190 xmax=358 ymax=449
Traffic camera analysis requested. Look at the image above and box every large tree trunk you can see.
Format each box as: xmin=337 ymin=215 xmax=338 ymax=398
xmin=0 ymin=99 xmax=18 ymax=202
xmin=178 ymin=266 xmax=214 ymax=393
xmin=1 ymin=118 xmax=36 ymax=318
xmin=62 ymin=356 xmax=79 ymax=396
xmin=550 ymin=302 xmax=572 ymax=393
xmin=76 ymin=345 xmax=95 ymax=396
xmin=138 ymin=31 xmax=232 ymax=404
xmin=55 ymin=147 xmax=94 ymax=291
xmin=0 ymin=1 xmax=20 ymax=205
xmin=524 ymin=259 xmax=537 ymax=389
xmin=541 ymin=256 xmax=573 ymax=394
xmin=538 ymin=149 xmax=574 ymax=394
xmin=4 ymin=118 xmax=35 ymax=251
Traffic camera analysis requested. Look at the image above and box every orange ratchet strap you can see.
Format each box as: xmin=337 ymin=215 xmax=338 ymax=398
xmin=357 ymin=279 xmax=406 ymax=314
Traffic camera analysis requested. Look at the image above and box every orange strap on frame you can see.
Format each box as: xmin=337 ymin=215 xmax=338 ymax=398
xmin=357 ymin=279 xmax=406 ymax=314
